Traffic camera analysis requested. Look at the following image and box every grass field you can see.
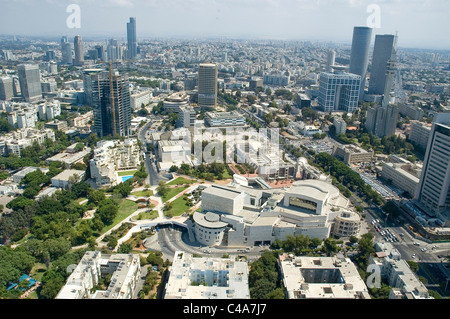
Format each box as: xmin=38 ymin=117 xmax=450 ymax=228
xmin=167 ymin=196 xmax=190 ymax=216
xmin=167 ymin=177 xmax=196 ymax=186
xmin=131 ymin=189 xmax=154 ymax=197
xmin=100 ymin=199 xmax=139 ymax=233
xmin=135 ymin=210 xmax=159 ymax=220
xmin=162 ymin=186 xmax=188 ymax=202
xmin=117 ymin=170 xmax=138 ymax=176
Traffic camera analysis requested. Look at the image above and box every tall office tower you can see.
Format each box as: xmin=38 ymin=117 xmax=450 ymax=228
xmin=326 ymin=49 xmax=336 ymax=73
xmin=368 ymin=34 xmax=398 ymax=95
xmin=61 ymin=36 xmax=73 ymax=64
xmin=318 ymin=72 xmax=361 ymax=113
xmin=107 ymin=39 xmax=121 ymax=62
xmin=365 ymin=40 xmax=399 ymax=138
xmin=73 ymin=35 xmax=84 ymax=66
xmin=365 ymin=104 xmax=399 ymax=137
xmin=127 ymin=17 xmax=137 ymax=59
xmin=0 ymin=76 xmax=14 ymax=101
xmin=198 ymin=63 xmax=218 ymax=110
xmin=86 ymin=69 xmax=131 ymax=137
xmin=349 ymin=26 xmax=372 ymax=100
xmin=415 ymin=113 xmax=450 ymax=217
xmin=17 ymin=64 xmax=42 ymax=102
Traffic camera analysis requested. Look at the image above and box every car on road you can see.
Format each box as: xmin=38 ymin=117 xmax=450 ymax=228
xmin=412 ymin=254 xmax=416 ymax=258
xmin=414 ymin=242 xmax=420 ymax=246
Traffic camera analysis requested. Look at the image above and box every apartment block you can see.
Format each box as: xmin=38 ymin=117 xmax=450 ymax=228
xmin=164 ymin=251 xmax=250 ymax=299
xmin=90 ymin=139 xmax=141 ymax=187
xmin=369 ymin=242 xmax=432 ymax=299
xmin=56 ymin=251 xmax=141 ymax=299
xmin=381 ymin=162 xmax=421 ymax=197
xmin=333 ymin=144 xmax=373 ymax=165
xmin=408 ymin=121 xmax=431 ymax=150
xmin=279 ymin=254 xmax=370 ymax=299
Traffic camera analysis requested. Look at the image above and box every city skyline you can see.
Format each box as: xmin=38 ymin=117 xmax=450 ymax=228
xmin=0 ymin=0 xmax=449 ymax=50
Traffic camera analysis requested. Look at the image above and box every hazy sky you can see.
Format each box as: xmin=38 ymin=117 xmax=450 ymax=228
xmin=1 ymin=0 xmax=449 ymax=49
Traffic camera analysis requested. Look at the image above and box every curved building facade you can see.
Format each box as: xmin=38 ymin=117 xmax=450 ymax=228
xmin=332 ymin=211 xmax=362 ymax=237
xmin=193 ymin=211 xmax=228 ymax=246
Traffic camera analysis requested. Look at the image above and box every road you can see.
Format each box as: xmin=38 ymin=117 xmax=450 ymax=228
xmin=145 ymin=226 xmax=267 ymax=263
xmin=137 ymin=119 xmax=163 ymax=186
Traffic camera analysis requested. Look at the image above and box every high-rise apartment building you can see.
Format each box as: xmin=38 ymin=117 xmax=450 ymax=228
xmin=368 ymin=34 xmax=398 ymax=95
xmin=73 ymin=35 xmax=84 ymax=66
xmin=318 ymin=72 xmax=361 ymax=113
xmin=415 ymin=113 xmax=450 ymax=217
xmin=60 ymin=36 xmax=73 ymax=64
xmin=85 ymin=69 xmax=132 ymax=137
xmin=17 ymin=64 xmax=42 ymax=103
xmin=198 ymin=63 xmax=218 ymax=110
xmin=0 ymin=76 xmax=14 ymax=101
xmin=349 ymin=26 xmax=372 ymax=100
xmin=127 ymin=17 xmax=137 ymax=59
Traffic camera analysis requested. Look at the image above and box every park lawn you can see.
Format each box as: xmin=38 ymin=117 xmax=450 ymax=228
xmin=100 ymin=199 xmax=139 ymax=233
xmin=117 ymin=170 xmax=138 ymax=176
xmin=162 ymin=186 xmax=188 ymax=202
xmin=167 ymin=177 xmax=196 ymax=186
xmin=136 ymin=210 xmax=159 ymax=220
xmin=131 ymin=189 xmax=154 ymax=197
xmin=165 ymin=196 xmax=189 ymax=217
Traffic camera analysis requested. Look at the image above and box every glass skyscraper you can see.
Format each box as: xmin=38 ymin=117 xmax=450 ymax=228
xmin=349 ymin=26 xmax=372 ymax=100
xmin=318 ymin=72 xmax=361 ymax=113
xmin=415 ymin=113 xmax=450 ymax=216
xmin=127 ymin=17 xmax=137 ymax=59
xmin=368 ymin=34 xmax=398 ymax=95
xmin=17 ymin=64 xmax=42 ymax=102
xmin=198 ymin=63 xmax=218 ymax=110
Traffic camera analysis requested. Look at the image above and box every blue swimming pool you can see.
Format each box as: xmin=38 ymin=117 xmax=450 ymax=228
xmin=121 ymin=175 xmax=133 ymax=182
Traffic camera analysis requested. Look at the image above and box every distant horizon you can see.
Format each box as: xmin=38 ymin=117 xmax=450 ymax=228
xmin=1 ymin=33 xmax=449 ymax=53
xmin=1 ymin=0 xmax=449 ymax=51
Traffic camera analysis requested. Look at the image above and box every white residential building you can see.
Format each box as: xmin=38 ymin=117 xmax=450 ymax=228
xmin=369 ymin=242 xmax=432 ymax=299
xmin=56 ymin=251 xmax=141 ymax=299
xmin=51 ymin=169 xmax=85 ymax=189
xmin=90 ymin=139 xmax=141 ymax=187
xmin=130 ymin=89 xmax=152 ymax=109
xmin=279 ymin=254 xmax=370 ymax=299
xmin=0 ymin=128 xmax=55 ymax=156
xmin=164 ymin=251 xmax=250 ymax=299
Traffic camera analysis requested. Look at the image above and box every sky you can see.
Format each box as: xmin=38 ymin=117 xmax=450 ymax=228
xmin=1 ymin=0 xmax=449 ymax=49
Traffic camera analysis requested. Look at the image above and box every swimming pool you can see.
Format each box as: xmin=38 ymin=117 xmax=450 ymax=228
xmin=121 ymin=175 xmax=134 ymax=182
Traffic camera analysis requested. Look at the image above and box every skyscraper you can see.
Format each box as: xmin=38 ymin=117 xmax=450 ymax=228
xmin=198 ymin=63 xmax=218 ymax=110
xmin=127 ymin=17 xmax=137 ymax=59
xmin=17 ymin=64 xmax=42 ymax=102
xmin=368 ymin=34 xmax=398 ymax=95
xmin=73 ymin=35 xmax=84 ymax=66
xmin=0 ymin=76 xmax=14 ymax=101
xmin=61 ymin=36 xmax=73 ymax=64
xmin=415 ymin=113 xmax=450 ymax=217
xmin=326 ymin=49 xmax=336 ymax=73
xmin=318 ymin=72 xmax=361 ymax=113
xmin=85 ymin=69 xmax=131 ymax=137
xmin=365 ymin=35 xmax=399 ymax=138
xmin=349 ymin=26 xmax=372 ymax=100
